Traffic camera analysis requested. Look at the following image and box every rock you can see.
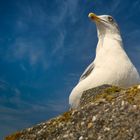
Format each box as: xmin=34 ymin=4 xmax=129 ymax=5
xmin=5 ymin=85 xmax=140 ymax=140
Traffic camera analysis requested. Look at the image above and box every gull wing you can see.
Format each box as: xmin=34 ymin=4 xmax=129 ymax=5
xmin=79 ymin=62 xmax=94 ymax=81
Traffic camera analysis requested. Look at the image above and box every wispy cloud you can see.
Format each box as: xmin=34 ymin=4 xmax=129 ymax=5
xmin=51 ymin=31 xmax=66 ymax=56
xmin=4 ymin=0 xmax=81 ymax=70
xmin=0 ymin=80 xmax=9 ymax=90
xmin=6 ymin=37 xmax=48 ymax=68
xmin=0 ymin=79 xmax=68 ymax=138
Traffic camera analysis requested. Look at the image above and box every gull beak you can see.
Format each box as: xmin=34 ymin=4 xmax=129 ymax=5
xmin=88 ymin=12 xmax=101 ymax=22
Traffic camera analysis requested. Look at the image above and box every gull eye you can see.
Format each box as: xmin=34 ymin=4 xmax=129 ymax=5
xmin=108 ymin=16 xmax=113 ymax=22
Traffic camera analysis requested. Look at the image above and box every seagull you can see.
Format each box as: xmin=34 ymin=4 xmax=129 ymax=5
xmin=69 ymin=12 xmax=140 ymax=109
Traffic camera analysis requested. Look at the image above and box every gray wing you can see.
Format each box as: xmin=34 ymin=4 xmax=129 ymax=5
xmin=79 ymin=62 xmax=94 ymax=81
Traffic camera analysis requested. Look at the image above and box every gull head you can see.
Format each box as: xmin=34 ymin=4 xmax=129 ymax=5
xmin=88 ymin=12 xmax=121 ymax=39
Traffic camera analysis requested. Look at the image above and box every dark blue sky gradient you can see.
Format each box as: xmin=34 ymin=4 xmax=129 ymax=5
xmin=0 ymin=0 xmax=140 ymax=138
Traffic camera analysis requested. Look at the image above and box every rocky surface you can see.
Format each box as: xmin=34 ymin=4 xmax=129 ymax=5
xmin=5 ymin=84 xmax=140 ymax=140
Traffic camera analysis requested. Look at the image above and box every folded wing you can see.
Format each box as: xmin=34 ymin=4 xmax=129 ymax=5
xmin=79 ymin=62 xmax=94 ymax=81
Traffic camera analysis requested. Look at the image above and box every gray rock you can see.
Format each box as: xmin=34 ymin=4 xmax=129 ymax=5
xmin=5 ymin=85 xmax=140 ymax=140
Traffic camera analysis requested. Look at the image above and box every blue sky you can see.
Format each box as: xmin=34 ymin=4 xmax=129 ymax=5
xmin=0 ymin=0 xmax=140 ymax=138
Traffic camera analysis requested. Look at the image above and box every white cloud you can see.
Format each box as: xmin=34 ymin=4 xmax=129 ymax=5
xmin=5 ymin=37 xmax=49 ymax=69
xmin=51 ymin=31 xmax=65 ymax=55
xmin=4 ymin=1 xmax=82 ymax=69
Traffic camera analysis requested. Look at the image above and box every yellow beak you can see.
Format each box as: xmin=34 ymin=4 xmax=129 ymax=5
xmin=88 ymin=12 xmax=101 ymax=22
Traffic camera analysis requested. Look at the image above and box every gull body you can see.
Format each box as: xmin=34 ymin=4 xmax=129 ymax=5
xmin=69 ymin=13 xmax=140 ymax=109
